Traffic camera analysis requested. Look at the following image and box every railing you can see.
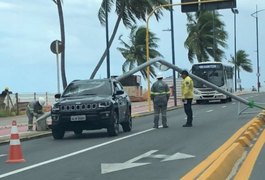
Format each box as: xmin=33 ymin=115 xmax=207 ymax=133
xmin=0 ymin=92 xmax=56 ymax=115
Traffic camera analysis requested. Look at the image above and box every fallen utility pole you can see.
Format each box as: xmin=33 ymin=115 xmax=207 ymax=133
xmin=117 ymin=59 xmax=265 ymax=110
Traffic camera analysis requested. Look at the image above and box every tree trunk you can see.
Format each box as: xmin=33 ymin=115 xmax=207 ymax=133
xmin=90 ymin=5 xmax=124 ymax=79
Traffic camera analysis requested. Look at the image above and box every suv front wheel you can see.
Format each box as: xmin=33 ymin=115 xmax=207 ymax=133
xmin=107 ymin=111 xmax=119 ymax=136
xmin=52 ymin=125 xmax=65 ymax=139
xmin=121 ymin=108 xmax=132 ymax=132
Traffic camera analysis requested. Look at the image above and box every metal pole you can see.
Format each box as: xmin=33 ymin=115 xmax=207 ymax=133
xmin=255 ymin=6 xmax=260 ymax=92
xmin=105 ymin=0 xmax=110 ymax=78
xmin=213 ymin=10 xmax=216 ymax=61
xmin=170 ymin=0 xmax=177 ymax=107
xmin=56 ymin=53 xmax=60 ymax=93
xmin=117 ymin=59 xmax=265 ymax=110
xmin=231 ymin=8 xmax=238 ymax=92
xmin=55 ymin=41 xmax=61 ymax=93
xmin=251 ymin=6 xmax=265 ymax=93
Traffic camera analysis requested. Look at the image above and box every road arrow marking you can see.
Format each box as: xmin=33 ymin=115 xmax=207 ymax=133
xmin=162 ymin=152 xmax=195 ymax=162
xmin=101 ymin=150 xmax=196 ymax=174
xmin=125 ymin=150 xmax=158 ymax=163
xmin=101 ymin=162 xmax=150 ymax=174
xmin=101 ymin=150 xmax=157 ymax=174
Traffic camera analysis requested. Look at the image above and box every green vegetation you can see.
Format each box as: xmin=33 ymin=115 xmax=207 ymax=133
xmin=117 ymin=25 xmax=163 ymax=79
xmin=184 ymin=11 xmax=227 ymax=63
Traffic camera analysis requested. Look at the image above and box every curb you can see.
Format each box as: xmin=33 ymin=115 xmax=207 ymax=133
xmin=181 ymin=111 xmax=265 ymax=180
xmin=0 ymin=131 xmax=52 ymax=145
xmin=132 ymin=106 xmax=179 ymax=119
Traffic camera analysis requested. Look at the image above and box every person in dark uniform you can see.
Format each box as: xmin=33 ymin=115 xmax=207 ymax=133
xmin=150 ymin=72 xmax=170 ymax=128
xmin=0 ymin=87 xmax=12 ymax=109
xmin=26 ymin=97 xmax=45 ymax=131
xmin=1 ymin=87 xmax=12 ymax=96
xmin=181 ymin=70 xmax=194 ymax=127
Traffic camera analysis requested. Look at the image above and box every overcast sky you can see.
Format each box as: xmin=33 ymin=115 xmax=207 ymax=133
xmin=0 ymin=0 xmax=264 ymax=93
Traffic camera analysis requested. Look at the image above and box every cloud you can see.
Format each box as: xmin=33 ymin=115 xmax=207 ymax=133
xmin=0 ymin=2 xmax=18 ymax=10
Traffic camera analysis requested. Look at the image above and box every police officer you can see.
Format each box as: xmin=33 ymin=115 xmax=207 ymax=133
xmin=150 ymin=72 xmax=170 ymax=128
xmin=26 ymin=97 xmax=45 ymax=131
xmin=181 ymin=70 xmax=194 ymax=127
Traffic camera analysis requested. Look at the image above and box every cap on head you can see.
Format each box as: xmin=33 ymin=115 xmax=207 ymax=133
xmin=156 ymin=72 xmax=163 ymax=79
xmin=181 ymin=70 xmax=189 ymax=76
xmin=38 ymin=97 xmax=45 ymax=106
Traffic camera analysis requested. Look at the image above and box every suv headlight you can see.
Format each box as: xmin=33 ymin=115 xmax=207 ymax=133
xmin=98 ymin=101 xmax=111 ymax=108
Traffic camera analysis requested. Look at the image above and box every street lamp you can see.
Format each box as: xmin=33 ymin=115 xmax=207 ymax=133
xmin=231 ymin=8 xmax=238 ymax=92
xmin=251 ymin=5 xmax=265 ymax=93
xmin=170 ymin=0 xmax=177 ymax=106
xmin=162 ymin=27 xmax=177 ymax=107
xmin=105 ymin=0 xmax=110 ymax=78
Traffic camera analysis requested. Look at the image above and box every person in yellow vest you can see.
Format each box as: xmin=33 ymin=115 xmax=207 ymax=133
xmin=181 ymin=70 xmax=194 ymax=127
xmin=150 ymin=72 xmax=170 ymax=128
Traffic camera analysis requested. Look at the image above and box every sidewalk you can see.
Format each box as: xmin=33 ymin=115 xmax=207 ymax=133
xmin=0 ymin=98 xmax=180 ymax=144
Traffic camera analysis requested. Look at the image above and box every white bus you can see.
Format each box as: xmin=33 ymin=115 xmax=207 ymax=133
xmin=191 ymin=62 xmax=234 ymax=104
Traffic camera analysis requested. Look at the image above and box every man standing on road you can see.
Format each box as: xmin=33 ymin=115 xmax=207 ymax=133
xmin=26 ymin=97 xmax=45 ymax=131
xmin=151 ymin=72 xmax=170 ymax=128
xmin=181 ymin=70 xmax=194 ymax=127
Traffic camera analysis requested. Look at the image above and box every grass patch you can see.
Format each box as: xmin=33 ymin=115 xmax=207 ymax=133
xmin=0 ymin=109 xmax=17 ymax=117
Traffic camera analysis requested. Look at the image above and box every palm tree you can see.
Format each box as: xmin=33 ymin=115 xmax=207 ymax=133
xmin=90 ymin=0 xmax=170 ymax=79
xmin=229 ymin=50 xmax=253 ymax=84
xmin=184 ymin=11 xmax=228 ymax=63
xmin=52 ymin=0 xmax=67 ymax=89
xmin=117 ymin=25 xmax=163 ymax=80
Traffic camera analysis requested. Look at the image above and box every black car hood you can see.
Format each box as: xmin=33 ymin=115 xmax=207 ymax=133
xmin=57 ymin=95 xmax=113 ymax=105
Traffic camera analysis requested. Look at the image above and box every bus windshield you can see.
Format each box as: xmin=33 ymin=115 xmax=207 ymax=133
xmin=192 ymin=64 xmax=224 ymax=88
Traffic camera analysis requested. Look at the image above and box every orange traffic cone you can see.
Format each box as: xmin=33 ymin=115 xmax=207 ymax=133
xmin=6 ymin=120 xmax=25 ymax=163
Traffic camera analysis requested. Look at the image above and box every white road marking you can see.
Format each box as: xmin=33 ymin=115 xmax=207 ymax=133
xmin=101 ymin=150 xmax=157 ymax=174
xmin=206 ymin=110 xmax=213 ymax=113
xmin=0 ymin=128 xmax=155 ymax=179
xmin=222 ymin=106 xmax=227 ymax=108
xmin=125 ymin=150 xmax=158 ymax=163
xmin=101 ymin=162 xmax=150 ymax=174
xmin=162 ymin=152 xmax=195 ymax=162
xmin=0 ymin=154 xmax=7 ymax=158
xmin=101 ymin=150 xmax=195 ymax=174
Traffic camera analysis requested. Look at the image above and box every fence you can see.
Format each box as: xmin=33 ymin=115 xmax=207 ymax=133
xmin=0 ymin=92 xmax=56 ymax=115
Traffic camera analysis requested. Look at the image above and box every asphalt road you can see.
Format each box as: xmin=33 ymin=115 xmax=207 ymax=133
xmin=0 ymin=93 xmax=264 ymax=180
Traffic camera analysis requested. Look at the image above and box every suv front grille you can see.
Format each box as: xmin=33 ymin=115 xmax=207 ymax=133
xmin=61 ymin=103 xmax=98 ymax=112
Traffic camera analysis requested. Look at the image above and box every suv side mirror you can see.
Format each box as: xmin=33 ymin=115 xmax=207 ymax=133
xmin=55 ymin=93 xmax=61 ymax=99
xmin=115 ymin=90 xmax=124 ymax=95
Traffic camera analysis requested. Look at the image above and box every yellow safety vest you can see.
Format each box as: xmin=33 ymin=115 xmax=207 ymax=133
xmin=181 ymin=76 xmax=193 ymax=99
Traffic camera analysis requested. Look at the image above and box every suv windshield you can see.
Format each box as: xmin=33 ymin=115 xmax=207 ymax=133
xmin=62 ymin=80 xmax=112 ymax=97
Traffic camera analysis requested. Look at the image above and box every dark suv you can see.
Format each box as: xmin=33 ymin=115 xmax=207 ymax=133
xmin=51 ymin=78 xmax=132 ymax=139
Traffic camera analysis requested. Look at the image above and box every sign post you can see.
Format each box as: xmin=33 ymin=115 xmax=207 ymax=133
xmin=50 ymin=40 xmax=63 ymax=93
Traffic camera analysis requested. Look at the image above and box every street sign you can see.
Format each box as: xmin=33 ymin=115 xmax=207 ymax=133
xmin=50 ymin=40 xmax=63 ymax=54
xmin=181 ymin=0 xmax=236 ymax=12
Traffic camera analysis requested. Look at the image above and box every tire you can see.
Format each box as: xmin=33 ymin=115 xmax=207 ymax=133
xmin=52 ymin=125 xmax=65 ymax=139
xmin=196 ymin=100 xmax=202 ymax=104
xmin=221 ymin=99 xmax=227 ymax=103
xmin=121 ymin=108 xmax=132 ymax=132
xmin=74 ymin=129 xmax=83 ymax=136
xmin=107 ymin=111 xmax=119 ymax=136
